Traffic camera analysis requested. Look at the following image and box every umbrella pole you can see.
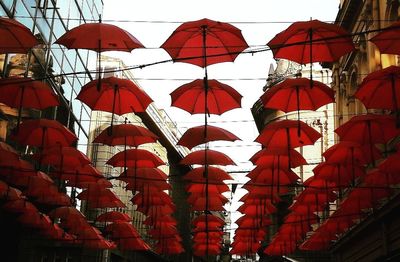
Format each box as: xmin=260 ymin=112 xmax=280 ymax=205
xmin=109 ymin=84 xmax=118 ymax=135
xmin=390 ymin=74 xmax=400 ymax=127
xmin=296 ymin=85 xmax=301 ymax=137
xmin=201 ymin=25 xmax=210 ymax=260
xmin=16 ymin=85 xmax=26 ymax=131
xmin=309 ymin=28 xmax=313 ymax=88
xmin=367 ymin=121 xmax=376 ymax=167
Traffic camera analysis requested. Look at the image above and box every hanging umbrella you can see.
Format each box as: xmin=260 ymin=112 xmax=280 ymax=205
xmin=0 ymin=17 xmax=39 ymax=53
xmin=77 ymin=188 xmax=126 ymax=209
xmin=354 ymin=65 xmax=400 ymax=124
xmin=261 ymin=77 xmax=334 ymax=118
xmin=34 ymin=146 xmax=91 ymax=170
xmin=184 ymin=166 xmax=233 ymax=182
xmin=106 ymin=148 xmax=164 ymax=168
xmin=77 ymin=77 xmax=153 ymax=128
xmin=323 ymin=141 xmax=382 ymax=166
xmin=171 ymin=79 xmax=242 ymax=115
xmin=0 ymin=77 xmax=59 ymax=129
xmin=267 ymin=19 xmax=354 ymax=83
xmin=160 ymin=18 xmax=248 ymax=67
xmin=255 ymin=119 xmax=321 ymax=149
xmin=118 ymin=167 xmax=167 ymax=181
xmin=177 ymin=124 xmax=240 ymax=149
xmin=334 ymin=114 xmax=400 ymax=164
xmin=313 ymin=162 xmax=365 ymax=189
xmin=96 ymin=211 xmax=131 ymax=223
xmin=250 ymin=147 xmax=307 ymax=169
xmin=93 ymin=123 xmax=158 ymax=146
xmin=10 ymin=119 xmax=77 ymax=148
xmin=55 ymin=22 xmax=143 ymax=52
xmin=180 ymin=149 xmax=236 ymax=166
xmin=335 ymin=114 xmax=400 ymax=145
xmin=55 ymin=21 xmax=144 ymax=91
xmin=370 ymin=21 xmax=400 ymax=55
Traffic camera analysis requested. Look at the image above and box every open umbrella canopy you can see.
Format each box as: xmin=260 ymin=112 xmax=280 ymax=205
xmin=261 ymin=77 xmax=335 ymax=112
xmin=10 ymin=119 xmax=77 ymax=148
xmin=55 ymin=22 xmax=144 ymax=52
xmin=177 ymin=124 xmax=240 ymax=149
xmin=77 ymin=77 xmax=153 ymax=115
xmin=0 ymin=77 xmax=59 ymax=110
xmin=186 ymin=183 xmax=230 ymax=194
xmin=160 ymin=18 xmax=248 ymax=67
xmin=192 ymin=214 xmax=225 ymax=227
xmin=250 ymin=147 xmax=307 ymax=168
xmin=0 ymin=17 xmax=39 ymax=53
xmin=188 ymin=195 xmax=228 ymax=211
xmin=118 ymin=167 xmax=168 ymax=181
xmin=170 ymin=79 xmax=242 ymax=115
xmin=184 ymin=166 xmax=233 ymax=182
xmin=313 ymin=162 xmax=365 ymax=187
xmin=334 ymin=114 xmax=400 ymax=145
xmin=247 ymin=166 xmax=300 ymax=183
xmin=106 ymin=148 xmax=165 ymax=168
xmin=323 ymin=141 xmax=382 ymax=165
xmin=378 ymin=151 xmax=400 ymax=174
xmin=267 ymin=19 xmax=354 ymax=64
xmin=354 ymin=65 xmax=400 ymax=111
xmin=370 ymin=21 xmax=400 ymax=55
xmin=255 ymin=119 xmax=321 ymax=148
xmin=96 ymin=211 xmax=131 ymax=223
xmin=180 ymin=149 xmax=236 ymax=166
xmin=34 ymin=146 xmax=91 ymax=169
xmin=93 ymin=124 xmax=158 ymax=147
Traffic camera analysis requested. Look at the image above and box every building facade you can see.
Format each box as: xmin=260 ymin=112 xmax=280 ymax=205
xmin=328 ymin=0 xmax=400 ymax=261
xmin=0 ymin=1 xmax=103 ymax=261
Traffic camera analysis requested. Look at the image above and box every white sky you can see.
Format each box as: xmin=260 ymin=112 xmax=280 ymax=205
xmin=102 ymin=0 xmax=341 ymax=229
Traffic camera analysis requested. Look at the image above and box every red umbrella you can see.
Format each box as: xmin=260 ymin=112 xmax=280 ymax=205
xmin=267 ymin=19 xmax=354 ymax=83
xmin=56 ymin=22 xmax=144 ymax=91
xmin=160 ymin=18 xmax=248 ymax=67
xmin=170 ymin=79 xmax=242 ymax=115
xmin=77 ymin=188 xmax=126 ymax=209
xmin=77 ymin=77 xmax=153 ymax=128
xmin=180 ymin=149 xmax=236 ymax=166
xmin=192 ymin=214 xmax=225 ymax=227
xmin=184 ymin=166 xmax=233 ymax=182
xmin=261 ymin=77 xmax=334 ymax=119
xmin=60 ymin=164 xmax=104 ymax=188
xmin=177 ymin=124 xmax=240 ymax=150
xmin=106 ymin=148 xmax=164 ymax=168
xmin=188 ymin=195 xmax=228 ymax=211
xmin=10 ymin=119 xmax=77 ymax=148
xmin=48 ymin=206 xmax=85 ymax=220
xmin=0 ymin=77 xmax=59 ymax=128
xmin=335 ymin=114 xmax=400 ymax=145
xmin=3 ymin=199 xmax=38 ymax=213
xmin=255 ymin=119 xmax=321 ymax=149
xmin=323 ymin=141 xmax=382 ymax=166
xmin=247 ymin=167 xmax=300 ymax=185
xmin=118 ymin=167 xmax=167 ymax=182
xmin=0 ymin=17 xmax=39 ymax=53
xmin=313 ymin=162 xmax=365 ymax=188
xmin=34 ymin=146 xmax=91 ymax=170
xmin=335 ymin=114 xmax=400 ymax=165
xmin=370 ymin=21 xmax=400 ymax=55
xmin=55 ymin=22 xmax=143 ymax=52
xmin=186 ymin=184 xmax=230 ymax=194
xmin=93 ymin=124 xmax=158 ymax=147
xmin=354 ymin=65 xmax=400 ymax=114
xmin=250 ymin=147 xmax=307 ymax=169
xmin=96 ymin=211 xmax=131 ymax=223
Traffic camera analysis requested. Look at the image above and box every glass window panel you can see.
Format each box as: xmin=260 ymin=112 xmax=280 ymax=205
xmin=1 ymin=0 xmax=15 ymax=12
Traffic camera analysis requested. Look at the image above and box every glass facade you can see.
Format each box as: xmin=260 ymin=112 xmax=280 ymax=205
xmin=0 ymin=0 xmax=103 ymax=153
